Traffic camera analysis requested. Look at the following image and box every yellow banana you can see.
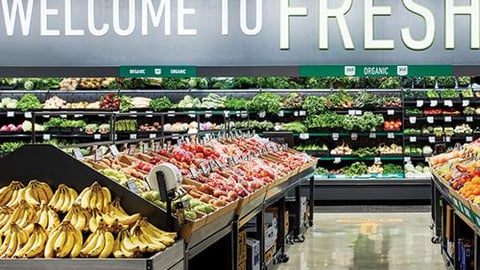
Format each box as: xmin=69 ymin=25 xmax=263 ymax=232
xmin=89 ymin=209 xmax=101 ymax=232
xmin=0 ymin=232 xmax=11 ymax=256
xmin=80 ymin=188 xmax=93 ymax=209
xmin=53 ymin=227 xmax=67 ymax=254
xmin=102 ymin=212 xmax=118 ymax=227
xmin=44 ymin=225 xmax=62 ymax=258
xmin=69 ymin=224 xmax=83 ymax=258
xmin=98 ymin=230 xmax=114 ymax=258
xmin=13 ymin=227 xmax=36 ymax=258
xmin=54 ymin=188 xmax=67 ymax=212
xmin=80 ymin=231 xmax=100 ymax=257
xmin=75 ymin=211 xmax=88 ymax=232
xmin=5 ymin=189 xmax=18 ymax=208
xmin=56 ymin=227 xmax=74 ymax=258
xmin=116 ymin=213 xmax=141 ymax=226
xmin=47 ymin=207 xmax=60 ymax=232
xmin=101 ymin=187 xmax=112 ymax=210
xmin=87 ymin=230 xmax=106 ymax=258
xmin=24 ymin=185 xmax=40 ymax=206
xmin=66 ymin=187 xmax=78 ymax=210
xmin=61 ymin=188 xmax=72 ymax=213
xmin=0 ymin=186 xmax=13 ymax=206
xmin=38 ymin=204 xmax=49 ymax=229
xmin=94 ymin=188 xmax=103 ymax=211
xmin=38 ymin=182 xmax=53 ymax=202
xmin=36 ymin=185 xmax=49 ymax=204
xmin=120 ymin=229 xmax=140 ymax=253
xmin=25 ymin=225 xmax=48 ymax=258
xmin=112 ymin=232 xmax=124 ymax=258
xmin=3 ymin=231 xmax=18 ymax=258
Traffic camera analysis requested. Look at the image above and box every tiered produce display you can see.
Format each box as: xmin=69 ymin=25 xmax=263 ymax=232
xmin=0 ymin=180 xmax=177 ymax=259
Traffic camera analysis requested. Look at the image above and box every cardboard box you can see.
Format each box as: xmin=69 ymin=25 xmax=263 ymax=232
xmin=446 ymin=205 xmax=453 ymax=241
xmin=238 ymin=261 xmax=247 ymax=270
xmin=238 ymin=229 xmax=247 ymax=263
xmin=246 ymin=238 xmax=260 ymax=270
xmin=265 ymin=225 xmax=278 ymax=252
xmin=264 ymin=244 xmax=276 ymax=265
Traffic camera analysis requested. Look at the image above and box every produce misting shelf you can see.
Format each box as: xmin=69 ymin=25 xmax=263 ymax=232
xmin=292 ymin=132 xmax=404 ymax=138
xmin=317 ymin=156 xmax=404 ymax=161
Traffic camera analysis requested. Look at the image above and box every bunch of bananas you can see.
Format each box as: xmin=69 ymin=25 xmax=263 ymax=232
xmin=0 ymin=180 xmax=178 ymax=259
xmin=24 ymin=180 xmax=53 ymax=206
xmin=37 ymin=202 xmax=60 ymax=233
xmin=63 ymin=204 xmax=91 ymax=232
xmin=0 ymin=223 xmax=28 ymax=258
xmin=48 ymin=184 xmax=78 ymax=213
xmin=77 ymin=182 xmax=111 ymax=211
xmin=0 ymin=181 xmax=25 ymax=207
xmin=80 ymin=226 xmax=114 ymax=258
xmin=13 ymin=223 xmax=48 ymax=258
xmin=44 ymin=221 xmax=82 ymax=258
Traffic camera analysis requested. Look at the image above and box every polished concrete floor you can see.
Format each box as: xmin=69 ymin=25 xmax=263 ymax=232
xmin=278 ymin=211 xmax=446 ymax=270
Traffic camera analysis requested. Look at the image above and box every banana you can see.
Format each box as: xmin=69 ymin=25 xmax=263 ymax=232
xmin=3 ymin=231 xmax=18 ymax=258
xmin=98 ymin=230 xmax=114 ymax=258
xmin=112 ymin=232 xmax=124 ymax=258
xmin=116 ymin=213 xmax=141 ymax=226
xmin=110 ymin=197 xmax=128 ymax=215
xmin=37 ymin=182 xmax=53 ymax=202
xmin=44 ymin=225 xmax=63 ymax=258
xmin=5 ymin=189 xmax=18 ymax=208
xmin=94 ymin=188 xmax=103 ymax=211
xmin=0 ymin=232 xmax=11 ymax=256
xmin=69 ymin=224 xmax=83 ymax=258
xmin=80 ymin=188 xmax=93 ymax=209
xmin=101 ymin=187 xmax=112 ymax=210
xmin=24 ymin=184 xmax=40 ymax=206
xmin=25 ymin=230 xmax=47 ymax=258
xmin=56 ymin=227 xmax=74 ymax=258
xmin=38 ymin=204 xmax=49 ymax=229
xmin=102 ymin=212 xmax=118 ymax=227
xmin=119 ymin=230 xmax=138 ymax=258
xmin=53 ymin=227 xmax=67 ymax=255
xmin=89 ymin=189 xmax=98 ymax=211
xmin=60 ymin=188 xmax=72 ymax=213
xmin=138 ymin=229 xmax=166 ymax=253
xmin=80 ymin=231 xmax=100 ymax=257
xmin=0 ymin=186 xmax=13 ymax=206
xmin=0 ymin=206 xmax=13 ymax=227
xmin=51 ymin=188 xmax=65 ymax=212
xmin=86 ymin=230 xmax=105 ymax=258
xmin=14 ymin=226 xmax=37 ymax=258
xmin=89 ymin=209 xmax=101 ymax=232
xmin=47 ymin=207 xmax=60 ymax=232
xmin=129 ymin=228 xmax=149 ymax=253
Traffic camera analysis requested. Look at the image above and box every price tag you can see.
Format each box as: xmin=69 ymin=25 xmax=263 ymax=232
xmin=60 ymin=114 xmax=67 ymax=118
xmin=299 ymin=110 xmax=307 ymax=116
xmin=258 ymin=111 xmax=266 ymax=118
xmin=332 ymin=133 xmax=339 ymax=141
xmin=404 ymin=157 xmax=411 ymax=162
xmin=241 ymin=112 xmax=248 ymax=118
xmin=199 ymin=163 xmax=210 ymax=175
xmin=444 ymin=116 xmax=452 ymax=122
xmin=145 ymin=111 xmax=153 ymax=117
xmin=189 ymin=166 xmax=200 ymax=179
xmin=387 ymin=133 xmax=395 ymax=139
xmin=334 ymin=157 xmax=341 ymax=164
xmin=386 ymin=110 xmax=394 ymax=116
xmin=149 ymin=133 xmax=157 ymax=139
xmin=127 ymin=180 xmax=140 ymax=194
xmin=463 ymin=100 xmax=470 ymax=107
xmin=72 ymin=148 xmax=84 ymax=161
xmin=409 ymin=117 xmax=417 ymax=124
xmin=374 ymin=157 xmax=381 ymax=163
xmin=214 ymin=159 xmax=224 ymax=169
xmin=74 ymin=114 xmax=83 ymax=118
xmin=24 ymin=112 xmax=32 ymax=118
xmin=232 ymin=155 xmax=240 ymax=165
xmin=6 ymin=111 xmax=14 ymax=117
xmin=188 ymin=111 xmax=195 ymax=118
xmin=94 ymin=134 xmax=101 ymax=140
xmin=167 ymin=111 xmax=175 ymax=117
xmin=430 ymin=100 xmax=438 ymax=107
xmin=299 ymin=133 xmax=310 ymax=140
xmin=467 ymin=116 xmax=474 ymax=122
xmin=369 ymin=133 xmax=377 ymax=139
xmin=351 ymin=133 xmax=358 ymax=140
xmin=294 ymin=111 xmax=299 ymax=117
xmin=429 ymin=136 xmax=436 ymax=143
xmin=154 ymin=141 xmax=161 ymax=152
xmin=466 ymin=136 xmax=473 ymax=142
xmin=205 ymin=111 xmax=212 ymax=118
xmin=98 ymin=114 xmax=106 ymax=117
xmin=356 ymin=110 xmax=362 ymax=115
xmin=109 ymin=145 xmax=120 ymax=156
xmin=444 ymin=100 xmax=453 ymax=107
xmin=224 ymin=110 xmax=230 ymax=117
xmin=139 ymin=143 xmax=146 ymax=153
xmin=427 ymin=116 xmax=434 ymax=124
xmin=416 ymin=100 xmax=424 ymax=107
xmin=128 ymin=145 xmax=136 ymax=155
xmin=348 ymin=110 xmax=356 ymax=116
xmin=129 ymin=133 xmax=137 ymax=140
xmin=95 ymin=148 xmax=103 ymax=161
xmin=409 ymin=136 xmax=417 ymax=142
xmin=42 ymin=134 xmax=51 ymax=140
xmin=277 ymin=110 xmax=284 ymax=117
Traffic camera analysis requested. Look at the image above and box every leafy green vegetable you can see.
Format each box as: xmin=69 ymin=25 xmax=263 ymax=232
xmin=224 ymin=97 xmax=250 ymax=110
xmin=382 ymin=164 xmax=403 ymax=174
xmin=344 ymin=162 xmax=368 ymax=176
xmin=150 ymin=97 xmax=173 ymax=111
xmin=302 ymin=96 xmax=327 ymax=115
xmin=281 ymin=122 xmax=307 ymax=133
xmin=17 ymin=94 xmax=43 ymax=111
xmin=247 ymin=92 xmax=282 ymax=114
xmin=282 ymin=93 xmax=304 ymax=109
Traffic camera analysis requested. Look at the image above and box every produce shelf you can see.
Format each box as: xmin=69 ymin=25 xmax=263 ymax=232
xmin=317 ymin=156 xmax=404 ymax=161
xmin=293 ymin=132 xmax=403 ymax=138
xmin=0 ymin=145 xmax=184 ymax=270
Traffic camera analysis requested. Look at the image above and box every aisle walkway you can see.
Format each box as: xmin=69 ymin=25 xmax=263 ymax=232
xmin=278 ymin=212 xmax=445 ymax=270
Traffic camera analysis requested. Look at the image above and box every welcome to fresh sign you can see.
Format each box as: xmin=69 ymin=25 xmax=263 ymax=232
xmin=0 ymin=0 xmax=478 ymax=67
